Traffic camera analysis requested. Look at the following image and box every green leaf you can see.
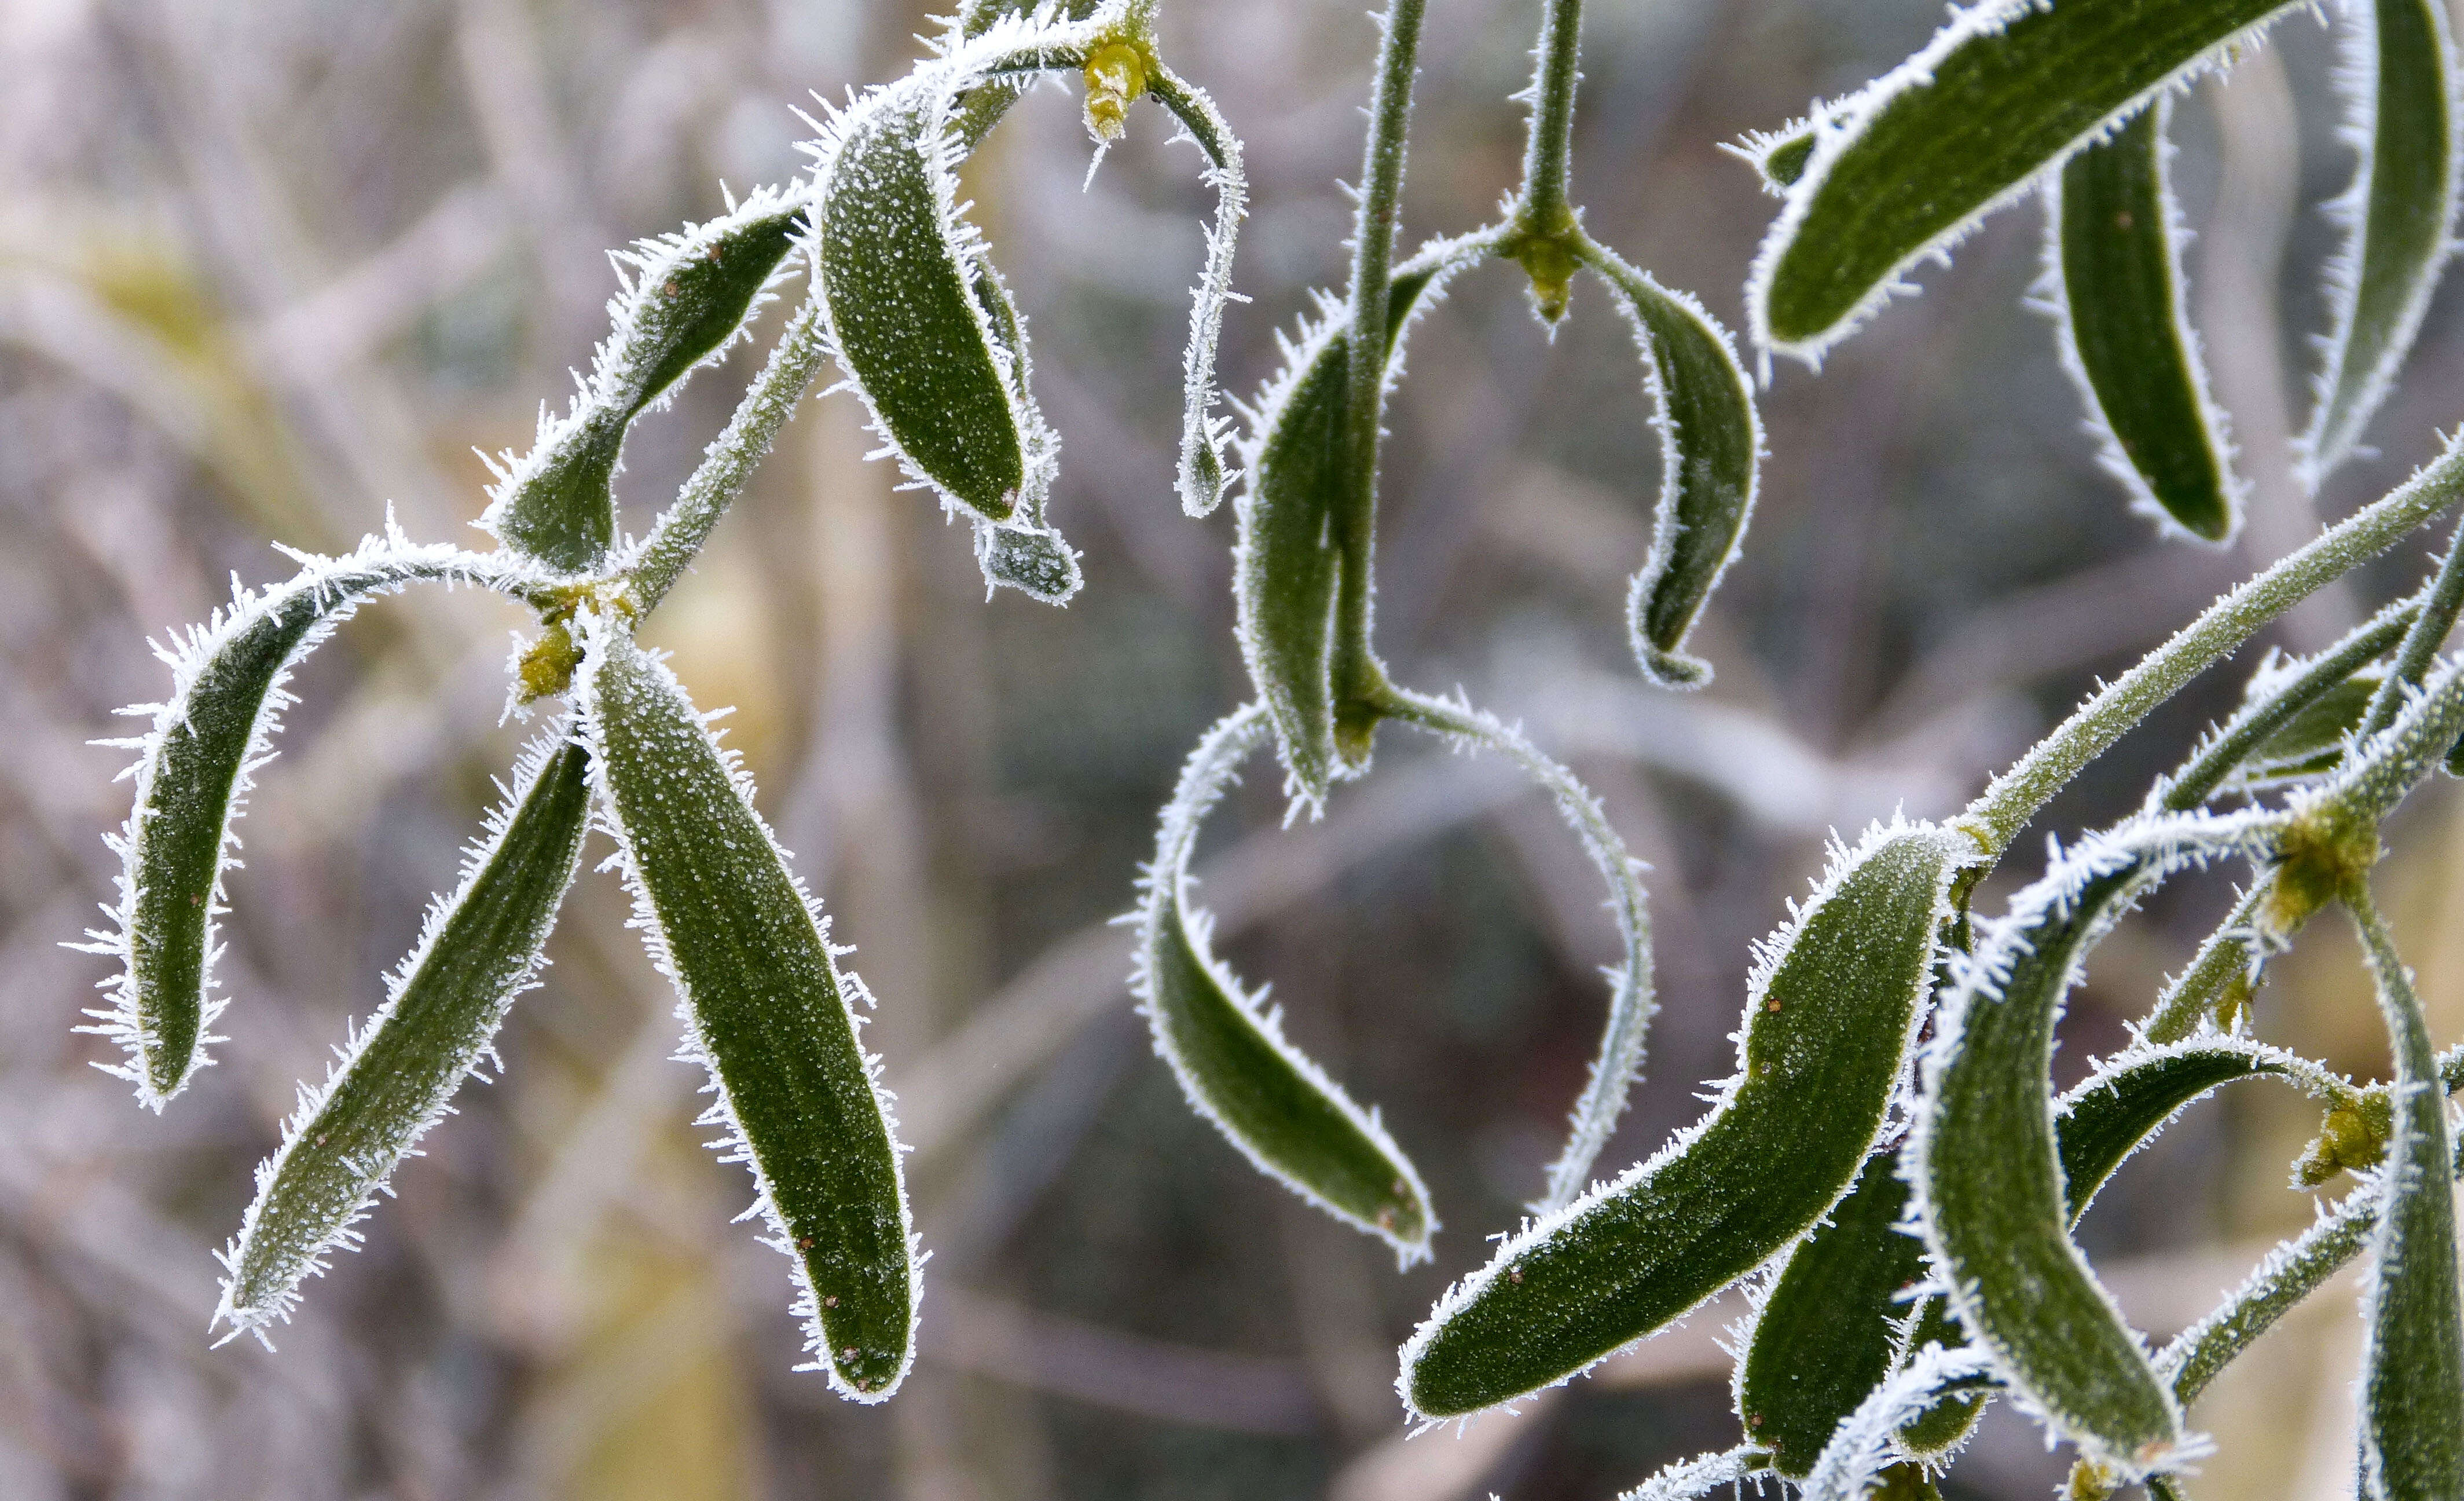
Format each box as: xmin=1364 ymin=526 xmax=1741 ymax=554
xmin=2296 ymin=0 xmax=2463 ymax=490
xmin=1132 ymin=705 xmax=1435 ymax=1260
xmin=2043 ymin=101 xmax=2242 ymax=543
xmin=1743 ymin=1038 xmax=2311 ymax=1473
xmin=214 ymin=730 xmax=592 ymax=1342
xmin=1234 ymin=258 xmax=1456 ymax=806
xmin=1399 ymin=822 xmax=1968 ymax=1419
xmin=2348 ymin=898 xmax=2464 ymax=1499
xmin=1580 ymin=247 xmax=1763 ymax=690
xmin=1915 ymin=811 xmax=2280 ymax=1475
xmin=811 ymin=60 xmax=1072 ymax=599
xmin=581 ymin=620 xmax=916 ymax=1403
xmin=1750 ymin=0 xmax=2308 ymax=363
xmin=484 ymin=190 xmax=805 ymax=571
xmin=78 ymin=534 xmax=520 ymax=1108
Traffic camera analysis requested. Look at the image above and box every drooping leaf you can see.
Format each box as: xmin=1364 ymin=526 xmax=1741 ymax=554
xmin=1399 ymin=822 xmax=1968 ymax=1419
xmin=214 ymin=731 xmax=592 ymax=1341
xmin=809 ymin=34 xmax=1076 ymax=601
xmin=2296 ymin=0 xmax=2464 ymax=490
xmin=1132 ymin=705 xmax=1435 ymax=1261
xmin=1582 ymin=247 xmax=1763 ymax=689
xmin=2347 ymin=898 xmax=2464 ymax=1499
xmin=1233 ymin=251 xmax=1462 ymax=806
xmin=1750 ymin=0 xmax=2308 ymax=363
xmin=2042 ymin=100 xmax=2242 ymax=542
xmin=580 ymin=620 xmax=916 ymax=1403
xmin=482 ymin=189 xmax=806 ymax=570
xmin=77 ymin=533 xmax=523 ymax=1108
xmin=1913 ymin=811 xmax=2280 ymax=1475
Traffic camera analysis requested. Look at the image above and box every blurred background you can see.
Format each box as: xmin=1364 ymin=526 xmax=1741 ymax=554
xmin=5 ymin=0 xmax=2464 ymax=1496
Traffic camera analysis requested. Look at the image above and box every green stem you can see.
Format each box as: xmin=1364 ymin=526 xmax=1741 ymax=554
xmin=1516 ymin=0 xmax=1585 ymax=234
xmin=626 ymin=295 xmax=828 ymax=618
xmin=1332 ymin=0 xmax=1431 ymax=759
xmin=1958 ymin=437 xmax=2464 ymax=864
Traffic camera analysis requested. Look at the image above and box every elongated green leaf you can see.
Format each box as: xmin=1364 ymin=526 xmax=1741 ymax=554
xmin=1234 ymin=252 xmax=1460 ymax=805
xmin=1744 ymin=1038 xmax=2314 ymax=1473
xmin=1400 ymin=821 xmax=1968 ymax=1419
xmin=1132 ymin=705 xmax=1435 ymax=1260
xmin=483 ymin=189 xmax=805 ymax=570
xmin=2044 ymin=101 xmax=2242 ymax=542
xmin=2297 ymin=0 xmax=2463 ymax=490
xmin=214 ymin=730 xmax=592 ymax=1342
xmin=1750 ymin=0 xmax=2307 ymax=363
xmin=76 ymin=534 xmax=522 ymax=1108
xmin=809 ymin=30 xmax=1084 ymax=602
xmin=1581 ymin=246 xmax=1763 ymax=689
xmin=581 ymin=620 xmax=916 ymax=1403
xmin=2348 ymin=897 xmax=2464 ymax=1499
xmin=1915 ymin=811 xmax=2280 ymax=1474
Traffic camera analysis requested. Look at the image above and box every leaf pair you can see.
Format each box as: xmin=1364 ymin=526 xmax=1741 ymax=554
xmin=1748 ymin=0 xmax=2461 ymax=534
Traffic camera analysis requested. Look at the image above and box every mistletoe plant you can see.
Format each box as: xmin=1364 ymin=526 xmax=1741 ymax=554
xmin=74 ymin=0 xmax=1243 ymax=1406
xmin=1117 ymin=1 xmax=2464 ymax=1499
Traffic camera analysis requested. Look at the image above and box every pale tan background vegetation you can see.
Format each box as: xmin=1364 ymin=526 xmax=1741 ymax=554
xmin=3 ymin=0 xmax=2463 ymax=1496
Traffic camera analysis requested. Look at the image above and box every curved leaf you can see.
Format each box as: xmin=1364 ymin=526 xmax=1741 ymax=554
xmin=1233 ymin=247 xmax=1466 ymax=806
xmin=2296 ymin=0 xmax=2464 ymax=490
xmin=78 ymin=533 xmax=524 ymax=1108
xmin=809 ymin=30 xmax=1077 ymax=601
xmin=581 ymin=620 xmax=916 ymax=1403
xmin=2042 ymin=100 xmax=2242 ymax=542
xmin=482 ymin=189 xmax=806 ymax=570
xmin=1750 ymin=0 xmax=2308 ymax=363
xmin=1581 ymin=245 xmax=1763 ymax=689
xmin=1913 ymin=811 xmax=2280 ymax=1474
xmin=1399 ymin=821 xmax=1968 ymax=1419
xmin=214 ymin=730 xmax=592 ymax=1341
xmin=1132 ymin=705 xmax=1435 ymax=1261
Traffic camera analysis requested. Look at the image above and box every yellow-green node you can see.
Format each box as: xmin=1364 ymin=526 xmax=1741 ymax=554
xmin=2264 ymin=806 xmax=2381 ymax=936
xmin=517 ymin=621 xmax=584 ymax=702
xmin=1506 ymin=228 xmax=1580 ymax=324
xmin=1081 ymin=41 xmax=1149 ymax=142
